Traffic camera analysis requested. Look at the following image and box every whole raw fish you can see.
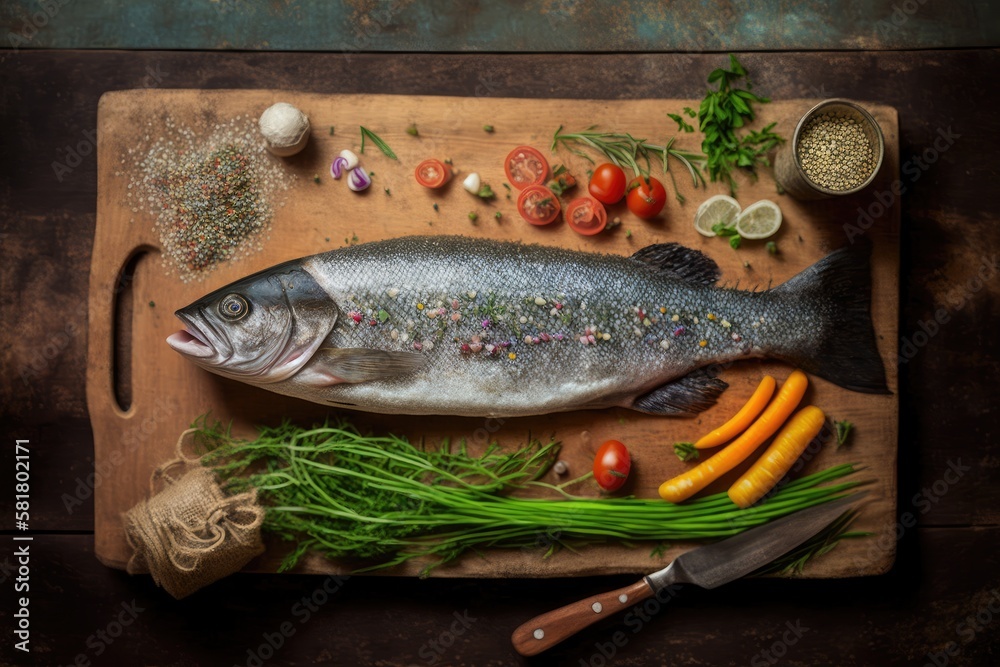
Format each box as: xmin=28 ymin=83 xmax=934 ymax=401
xmin=167 ymin=236 xmax=888 ymax=416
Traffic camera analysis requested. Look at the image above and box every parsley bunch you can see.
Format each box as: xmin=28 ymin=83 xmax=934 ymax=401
xmin=671 ymin=55 xmax=784 ymax=196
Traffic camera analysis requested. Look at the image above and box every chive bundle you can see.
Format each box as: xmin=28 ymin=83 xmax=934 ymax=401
xmin=197 ymin=420 xmax=862 ymax=576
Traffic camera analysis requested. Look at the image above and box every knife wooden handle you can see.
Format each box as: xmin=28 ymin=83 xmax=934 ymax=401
xmin=511 ymin=579 xmax=654 ymax=656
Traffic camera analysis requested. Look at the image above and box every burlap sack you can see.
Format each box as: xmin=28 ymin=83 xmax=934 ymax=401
xmin=124 ymin=429 xmax=265 ymax=599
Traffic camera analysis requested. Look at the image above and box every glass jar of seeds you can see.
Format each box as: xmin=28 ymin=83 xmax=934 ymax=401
xmin=774 ymin=99 xmax=884 ymax=200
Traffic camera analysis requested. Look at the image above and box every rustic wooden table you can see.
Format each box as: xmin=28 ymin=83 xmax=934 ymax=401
xmin=2 ymin=49 xmax=999 ymax=666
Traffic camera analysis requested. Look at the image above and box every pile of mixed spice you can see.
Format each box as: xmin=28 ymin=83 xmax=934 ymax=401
xmin=795 ymin=111 xmax=877 ymax=192
xmin=123 ymin=115 xmax=294 ymax=282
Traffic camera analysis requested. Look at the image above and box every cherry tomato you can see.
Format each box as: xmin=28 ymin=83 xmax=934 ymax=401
xmin=414 ymin=159 xmax=451 ymax=189
xmin=565 ymin=196 xmax=608 ymax=236
xmin=626 ymin=176 xmax=667 ymax=219
xmin=505 ymin=145 xmax=549 ymax=190
xmin=588 ymin=163 xmax=627 ymax=204
xmin=593 ymin=440 xmax=631 ymax=492
xmin=516 ymin=185 xmax=560 ymax=226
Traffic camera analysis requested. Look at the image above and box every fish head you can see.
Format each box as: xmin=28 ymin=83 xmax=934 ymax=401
xmin=166 ymin=263 xmax=336 ymax=383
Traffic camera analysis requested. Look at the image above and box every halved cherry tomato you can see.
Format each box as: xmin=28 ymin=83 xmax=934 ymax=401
xmin=588 ymin=163 xmax=627 ymax=204
xmin=626 ymin=176 xmax=667 ymax=219
xmin=516 ymin=185 xmax=560 ymax=226
xmin=565 ymin=196 xmax=607 ymax=236
xmin=593 ymin=440 xmax=631 ymax=492
xmin=505 ymin=145 xmax=549 ymax=190
xmin=414 ymin=159 xmax=451 ymax=189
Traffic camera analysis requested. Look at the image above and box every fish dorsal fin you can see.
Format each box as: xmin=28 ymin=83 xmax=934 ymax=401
xmin=298 ymin=348 xmax=426 ymax=386
xmin=630 ymin=243 xmax=721 ymax=285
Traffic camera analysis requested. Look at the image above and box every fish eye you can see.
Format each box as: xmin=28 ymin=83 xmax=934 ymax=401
xmin=219 ymin=294 xmax=249 ymax=320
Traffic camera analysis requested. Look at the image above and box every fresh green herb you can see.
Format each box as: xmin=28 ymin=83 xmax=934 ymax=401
xmin=668 ymin=113 xmax=695 ymax=134
xmin=766 ymin=241 xmax=778 ymax=255
xmin=377 ymin=309 xmax=389 ymax=323
xmin=691 ymin=54 xmax=784 ymax=195
xmin=313 ymin=174 xmax=321 ymax=184
xmin=384 ymin=187 xmax=391 ymax=196
xmin=729 ymin=235 xmax=742 ymax=250
xmin=625 ymin=229 xmax=632 ymax=238
xmin=673 ymin=442 xmax=699 ymax=462
xmin=683 ymin=107 xmax=697 ymax=118
xmin=148 ymin=300 xmax=155 ymax=308
xmin=197 ymin=418 xmax=865 ymax=575
xmin=502 ymin=182 xmax=512 ymax=200
xmin=433 ymin=203 xmax=439 ymax=212
xmin=754 ymin=510 xmax=870 ymax=576
xmin=468 ymin=211 xmax=478 ymax=223
xmin=329 ymin=126 xmax=335 ymax=136
xmin=494 ymin=211 xmax=502 ymax=221
xmin=477 ymin=183 xmax=495 ymax=200
xmin=546 ymin=164 xmax=577 ymax=196
xmin=650 ymin=542 xmax=669 ymax=558
xmin=483 ymin=124 xmax=494 ymax=133
xmin=359 ymin=127 xmax=398 ymax=160
xmin=406 ymin=123 xmax=419 ymax=137
xmin=834 ymin=420 xmax=854 ymax=448
xmin=552 ymin=125 xmax=705 ymax=204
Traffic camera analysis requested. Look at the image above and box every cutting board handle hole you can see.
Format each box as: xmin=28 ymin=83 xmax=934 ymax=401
xmin=113 ymin=250 xmax=148 ymax=413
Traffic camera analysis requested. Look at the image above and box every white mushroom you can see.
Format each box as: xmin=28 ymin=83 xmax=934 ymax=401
xmin=258 ymin=102 xmax=310 ymax=157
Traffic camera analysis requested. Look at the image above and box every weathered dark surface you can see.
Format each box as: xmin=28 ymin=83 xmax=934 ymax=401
xmin=1 ymin=50 xmax=998 ymax=664
xmin=3 ymin=0 xmax=1000 ymax=51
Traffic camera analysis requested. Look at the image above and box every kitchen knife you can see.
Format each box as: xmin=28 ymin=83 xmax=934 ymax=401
xmin=511 ymin=494 xmax=862 ymax=656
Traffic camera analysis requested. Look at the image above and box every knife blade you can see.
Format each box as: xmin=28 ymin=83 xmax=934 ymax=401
xmin=511 ymin=494 xmax=863 ymax=656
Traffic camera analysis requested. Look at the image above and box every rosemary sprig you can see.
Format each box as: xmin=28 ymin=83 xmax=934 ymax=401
xmin=551 ymin=125 xmax=706 ymax=204
xmin=753 ymin=510 xmax=870 ymax=576
xmin=359 ymin=126 xmax=398 ymax=160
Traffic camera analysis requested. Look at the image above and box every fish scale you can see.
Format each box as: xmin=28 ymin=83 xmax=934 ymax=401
xmin=168 ymin=235 xmax=888 ymax=417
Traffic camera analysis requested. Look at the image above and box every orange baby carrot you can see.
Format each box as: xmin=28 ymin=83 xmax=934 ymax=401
xmin=728 ymin=405 xmax=826 ymax=509
xmin=694 ymin=375 xmax=777 ymax=449
xmin=658 ymin=370 xmax=809 ymax=503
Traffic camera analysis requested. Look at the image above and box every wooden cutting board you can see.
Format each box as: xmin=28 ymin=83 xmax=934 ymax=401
xmin=90 ymin=90 xmax=899 ymax=578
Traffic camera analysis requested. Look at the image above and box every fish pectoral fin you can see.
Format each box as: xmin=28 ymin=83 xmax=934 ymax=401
xmin=630 ymin=372 xmax=728 ymax=416
xmin=630 ymin=243 xmax=721 ymax=285
xmin=301 ymin=348 xmax=427 ymax=385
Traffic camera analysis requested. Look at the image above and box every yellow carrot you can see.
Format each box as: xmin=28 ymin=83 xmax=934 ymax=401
xmin=658 ymin=370 xmax=809 ymax=503
xmin=694 ymin=375 xmax=777 ymax=449
xmin=728 ymin=405 xmax=826 ymax=508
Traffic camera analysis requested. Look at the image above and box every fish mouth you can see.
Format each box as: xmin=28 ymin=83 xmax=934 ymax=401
xmin=166 ymin=312 xmax=217 ymax=359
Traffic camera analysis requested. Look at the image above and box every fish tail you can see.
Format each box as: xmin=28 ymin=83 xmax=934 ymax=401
xmin=769 ymin=241 xmax=890 ymax=394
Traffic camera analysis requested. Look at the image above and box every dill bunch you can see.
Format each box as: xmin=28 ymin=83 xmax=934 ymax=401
xmin=195 ymin=419 xmax=863 ymax=576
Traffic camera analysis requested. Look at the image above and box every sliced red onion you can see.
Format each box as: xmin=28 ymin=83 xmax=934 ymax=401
xmin=330 ymin=150 xmax=360 ymax=179
xmin=347 ymin=167 xmax=372 ymax=192
xmin=339 ymin=149 xmax=359 ymax=169
xmin=330 ymin=156 xmax=349 ymax=179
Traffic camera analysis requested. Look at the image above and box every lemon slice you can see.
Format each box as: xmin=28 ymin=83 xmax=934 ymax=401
xmin=694 ymin=195 xmax=741 ymax=237
xmin=735 ymin=200 xmax=782 ymax=239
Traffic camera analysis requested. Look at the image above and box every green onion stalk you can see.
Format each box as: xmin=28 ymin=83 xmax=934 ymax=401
xmin=196 ymin=419 xmax=865 ymax=576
